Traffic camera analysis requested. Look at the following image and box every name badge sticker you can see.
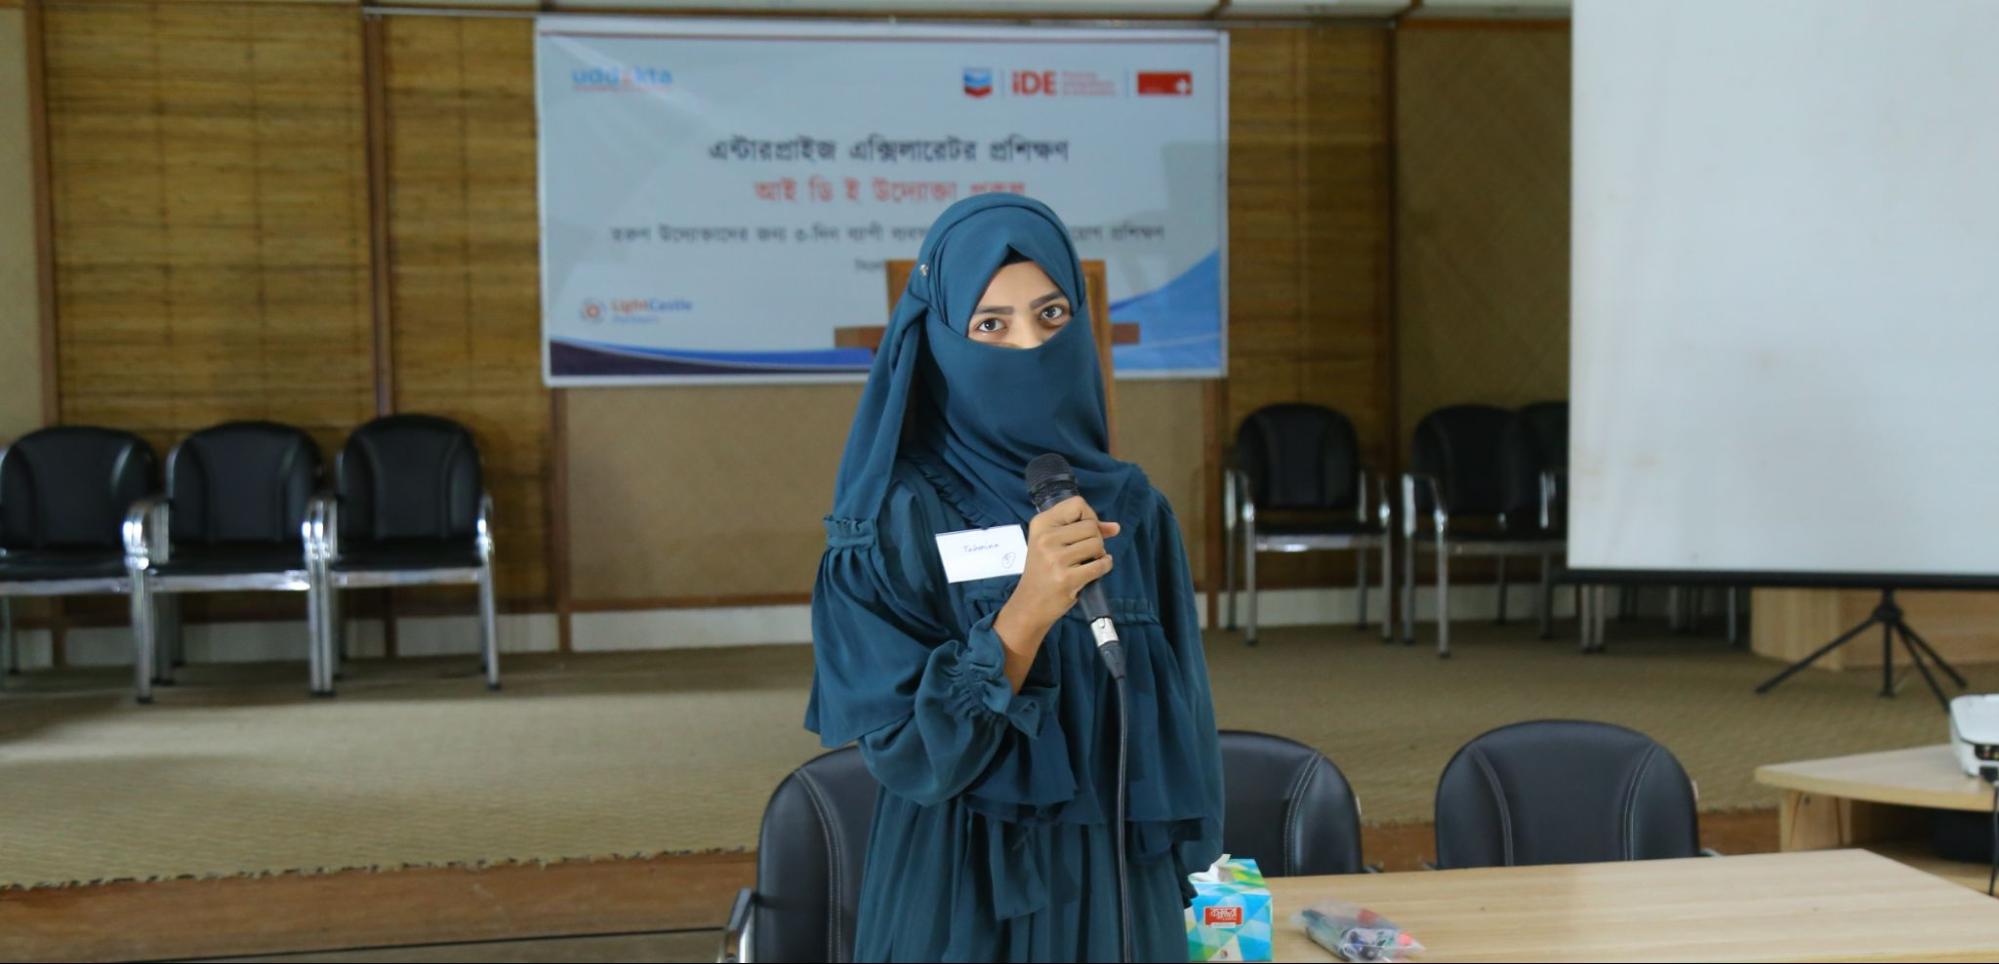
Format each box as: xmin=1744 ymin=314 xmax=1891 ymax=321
xmin=934 ymin=525 xmax=1029 ymax=584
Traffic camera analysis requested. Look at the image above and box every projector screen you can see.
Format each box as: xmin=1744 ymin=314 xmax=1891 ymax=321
xmin=1569 ymin=0 xmax=1999 ymax=582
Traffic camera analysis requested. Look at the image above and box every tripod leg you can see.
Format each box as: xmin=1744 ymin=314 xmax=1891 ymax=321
xmin=1894 ymin=624 xmax=1950 ymax=711
xmin=1898 ymin=622 xmax=1969 ymax=689
xmin=1755 ymin=614 xmax=1880 ymax=694
xmin=1880 ymin=622 xmax=1895 ymax=698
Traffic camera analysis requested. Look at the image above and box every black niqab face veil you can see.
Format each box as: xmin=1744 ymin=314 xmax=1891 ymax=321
xmin=827 ymin=193 xmax=1138 ymax=530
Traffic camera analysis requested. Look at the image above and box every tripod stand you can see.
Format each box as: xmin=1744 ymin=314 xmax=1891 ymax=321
xmin=1755 ymin=588 xmax=1966 ymax=710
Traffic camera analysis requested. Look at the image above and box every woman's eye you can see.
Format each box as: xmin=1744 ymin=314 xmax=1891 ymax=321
xmin=973 ymin=317 xmax=1004 ymax=334
xmin=1040 ymin=304 xmax=1069 ymax=323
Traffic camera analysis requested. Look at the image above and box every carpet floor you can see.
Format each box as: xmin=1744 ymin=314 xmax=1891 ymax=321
xmin=0 ymin=620 xmax=1982 ymax=888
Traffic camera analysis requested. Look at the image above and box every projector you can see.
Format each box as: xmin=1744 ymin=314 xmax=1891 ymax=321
xmin=1949 ymin=695 xmax=1999 ymax=782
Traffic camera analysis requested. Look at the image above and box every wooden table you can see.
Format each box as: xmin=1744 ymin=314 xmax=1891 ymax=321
xmin=1264 ymin=850 xmax=1999 ymax=962
xmin=1756 ymin=744 xmax=1996 ymax=890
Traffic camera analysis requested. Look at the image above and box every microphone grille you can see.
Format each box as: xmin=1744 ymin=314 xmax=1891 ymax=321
xmin=1024 ymin=453 xmax=1074 ymax=494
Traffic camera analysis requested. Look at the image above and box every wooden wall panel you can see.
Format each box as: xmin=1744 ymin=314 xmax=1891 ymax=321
xmin=1116 ymin=380 xmax=1209 ymax=578
xmin=45 ymin=3 xmax=374 ymax=464
xmin=0 ymin=7 xmax=43 ymax=443
xmin=383 ymin=16 xmax=549 ymax=604
xmin=565 ymin=384 xmax=856 ymax=604
xmin=1393 ymin=25 xmax=1571 ymax=441
xmin=1226 ymin=26 xmax=1393 ymax=589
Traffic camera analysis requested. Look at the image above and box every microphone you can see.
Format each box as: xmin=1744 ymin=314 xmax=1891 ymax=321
xmin=1024 ymin=453 xmax=1124 ymax=681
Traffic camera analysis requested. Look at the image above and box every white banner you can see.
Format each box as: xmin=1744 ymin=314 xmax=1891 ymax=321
xmin=535 ymin=18 xmax=1228 ymax=385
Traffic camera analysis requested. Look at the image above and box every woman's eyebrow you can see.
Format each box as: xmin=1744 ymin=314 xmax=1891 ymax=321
xmin=971 ymin=291 xmax=1066 ymax=317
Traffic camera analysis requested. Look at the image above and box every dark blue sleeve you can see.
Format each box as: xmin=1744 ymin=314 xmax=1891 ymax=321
xmin=806 ymin=477 xmax=1060 ymax=807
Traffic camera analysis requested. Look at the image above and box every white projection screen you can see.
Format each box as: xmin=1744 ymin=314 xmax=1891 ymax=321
xmin=1569 ymin=0 xmax=1999 ymax=583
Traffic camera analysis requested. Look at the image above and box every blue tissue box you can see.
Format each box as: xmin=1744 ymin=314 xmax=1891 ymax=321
xmin=1185 ymin=855 xmax=1272 ymax=962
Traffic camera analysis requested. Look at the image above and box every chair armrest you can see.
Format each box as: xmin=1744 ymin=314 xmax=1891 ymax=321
xmin=305 ymin=492 xmax=340 ymax=566
xmin=1223 ymin=467 xmax=1254 ymax=526
xmin=717 ymin=886 xmax=753 ymax=963
xmin=1400 ymin=473 xmax=1447 ymax=536
xmin=1538 ymin=469 xmax=1568 ymax=532
xmin=122 ymin=495 xmax=170 ymax=569
xmin=475 ymin=491 xmax=496 ymax=560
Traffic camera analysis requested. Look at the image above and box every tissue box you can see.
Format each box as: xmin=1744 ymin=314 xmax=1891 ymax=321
xmin=1185 ymin=855 xmax=1273 ymax=962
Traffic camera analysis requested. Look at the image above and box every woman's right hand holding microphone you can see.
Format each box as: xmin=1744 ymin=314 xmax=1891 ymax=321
xmin=993 ymin=495 xmax=1119 ymax=692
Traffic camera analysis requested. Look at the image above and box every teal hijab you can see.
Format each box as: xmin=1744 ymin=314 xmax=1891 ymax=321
xmin=828 ymin=193 xmax=1138 ymax=530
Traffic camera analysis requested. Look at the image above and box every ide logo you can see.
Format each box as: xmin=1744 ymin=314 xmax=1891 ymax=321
xmin=1204 ymin=906 xmax=1243 ymax=927
xmin=1013 ymin=70 xmax=1057 ymax=96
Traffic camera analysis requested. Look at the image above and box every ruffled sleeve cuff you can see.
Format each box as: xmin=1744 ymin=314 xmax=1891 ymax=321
xmin=950 ymin=611 xmax=1056 ymax=738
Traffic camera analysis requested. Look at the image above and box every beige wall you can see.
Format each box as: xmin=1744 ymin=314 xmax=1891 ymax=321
xmin=0 ymin=8 xmax=45 ymax=442
xmin=1393 ymin=24 xmax=1571 ymax=442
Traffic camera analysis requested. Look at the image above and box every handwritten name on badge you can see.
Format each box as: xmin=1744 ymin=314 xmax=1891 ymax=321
xmin=934 ymin=525 xmax=1029 ymax=584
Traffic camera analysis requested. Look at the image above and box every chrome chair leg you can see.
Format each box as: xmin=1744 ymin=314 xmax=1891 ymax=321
xmin=1354 ymin=547 xmax=1369 ymax=630
xmin=1538 ymin=551 xmax=1554 ymax=640
xmin=1 ymin=597 xmax=13 ymax=679
xmin=1243 ymin=514 xmax=1259 ymax=647
xmin=1435 ymin=532 xmax=1451 ymax=658
xmin=1223 ymin=498 xmax=1238 ymax=631
xmin=1379 ymin=530 xmax=1394 ymax=642
xmin=328 ymin=578 xmax=345 ymax=681
xmin=130 ymin=577 xmax=155 ymax=704
xmin=307 ymin=576 xmax=328 ymax=697
xmin=478 ymin=559 xmax=501 ymax=690
xmin=1401 ymin=532 xmax=1417 ymax=644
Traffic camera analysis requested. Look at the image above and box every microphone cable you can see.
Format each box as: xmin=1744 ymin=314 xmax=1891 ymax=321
xmin=1109 ymin=653 xmax=1132 ymax=964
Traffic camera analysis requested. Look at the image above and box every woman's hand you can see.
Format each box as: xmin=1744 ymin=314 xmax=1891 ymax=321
xmin=993 ymin=495 xmax=1120 ymax=691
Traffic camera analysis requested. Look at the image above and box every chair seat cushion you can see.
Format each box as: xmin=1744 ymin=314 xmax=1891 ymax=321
xmin=154 ymin=543 xmax=308 ymax=576
xmin=332 ymin=539 xmax=481 ymax=572
xmin=0 ymin=549 xmax=128 ymax=582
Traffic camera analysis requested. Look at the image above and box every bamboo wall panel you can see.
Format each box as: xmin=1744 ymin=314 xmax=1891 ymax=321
xmin=45 ymin=3 xmax=374 ymax=464
xmin=1226 ymin=26 xmax=1392 ymax=589
xmin=1394 ymin=26 xmax=1570 ymax=441
xmin=383 ymin=16 xmax=549 ymax=603
xmin=0 ymin=8 xmax=42 ymax=442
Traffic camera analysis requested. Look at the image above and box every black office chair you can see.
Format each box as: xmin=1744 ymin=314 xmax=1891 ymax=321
xmin=124 ymin=422 xmax=321 ymax=696
xmin=1433 ymin=720 xmax=1700 ymax=870
xmin=1399 ymin=405 xmax=1564 ymax=656
xmin=721 ymin=746 xmax=879 ymax=964
xmin=0 ymin=427 xmax=157 ymax=699
xmin=1223 ymin=404 xmax=1391 ymax=646
xmin=1220 ymin=730 xmax=1364 ymax=876
xmin=306 ymin=415 xmax=497 ymax=696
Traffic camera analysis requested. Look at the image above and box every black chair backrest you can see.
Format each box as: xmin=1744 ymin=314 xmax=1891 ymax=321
xmin=168 ymin=422 xmax=321 ymax=546
xmin=1409 ymin=404 xmax=1538 ymax=518
xmin=1220 ymin=730 xmax=1364 ymax=876
xmin=750 ymin=746 xmax=879 ymax=964
xmin=0 ymin=426 xmax=157 ymax=552
xmin=1434 ymin=720 xmax=1700 ymax=870
xmin=335 ymin=415 xmax=481 ymax=544
xmin=1234 ymin=404 xmax=1363 ymax=512
xmin=1515 ymin=401 xmax=1569 ymax=472
xmin=1506 ymin=401 xmax=1569 ymax=524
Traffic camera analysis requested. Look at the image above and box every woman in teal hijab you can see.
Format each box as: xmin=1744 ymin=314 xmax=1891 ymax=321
xmin=807 ymin=193 xmax=1225 ymax=962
